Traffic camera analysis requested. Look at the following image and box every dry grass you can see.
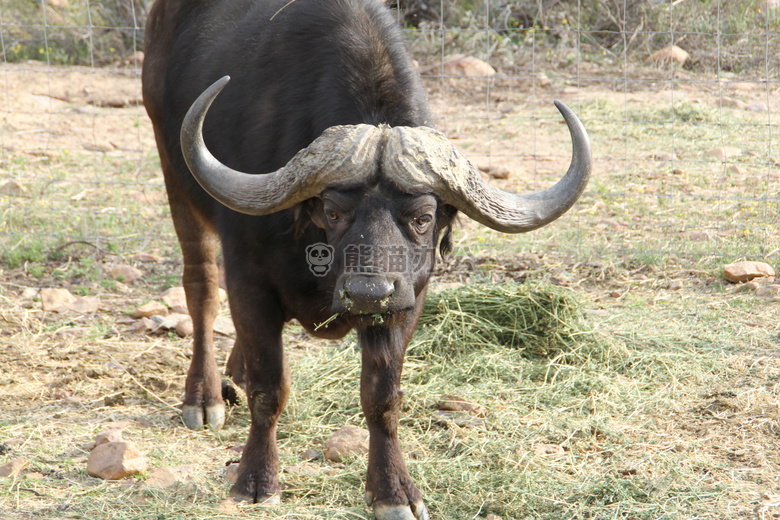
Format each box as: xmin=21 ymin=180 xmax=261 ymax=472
xmin=1 ymin=270 xmax=778 ymax=519
xmin=0 ymin=50 xmax=778 ymax=520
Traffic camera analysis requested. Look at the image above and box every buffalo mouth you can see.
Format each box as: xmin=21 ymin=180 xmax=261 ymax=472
xmin=346 ymin=311 xmax=409 ymax=330
xmin=331 ymin=273 xmax=415 ymax=319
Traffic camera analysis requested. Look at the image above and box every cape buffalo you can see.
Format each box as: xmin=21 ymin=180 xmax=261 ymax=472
xmin=142 ymin=0 xmax=591 ymax=517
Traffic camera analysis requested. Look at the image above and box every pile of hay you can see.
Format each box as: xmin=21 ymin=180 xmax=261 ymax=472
xmin=411 ymin=281 xmax=608 ymax=364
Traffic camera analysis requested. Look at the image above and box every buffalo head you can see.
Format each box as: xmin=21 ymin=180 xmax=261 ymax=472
xmin=180 ymin=76 xmax=591 ymax=323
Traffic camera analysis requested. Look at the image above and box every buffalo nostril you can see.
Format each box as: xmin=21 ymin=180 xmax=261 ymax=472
xmin=342 ymin=276 xmax=395 ymax=313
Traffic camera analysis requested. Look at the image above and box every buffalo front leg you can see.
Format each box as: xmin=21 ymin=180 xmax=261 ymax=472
xmin=359 ymin=327 xmax=429 ymax=520
xmin=226 ymin=285 xmax=289 ymax=504
xmin=167 ymin=193 xmax=224 ymax=430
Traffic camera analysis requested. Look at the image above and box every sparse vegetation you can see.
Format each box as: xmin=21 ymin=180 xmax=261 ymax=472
xmin=0 ymin=1 xmax=778 ymax=519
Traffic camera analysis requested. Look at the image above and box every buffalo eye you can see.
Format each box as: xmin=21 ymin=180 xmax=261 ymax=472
xmin=325 ymin=209 xmax=341 ymax=223
xmin=411 ymin=214 xmax=433 ymax=232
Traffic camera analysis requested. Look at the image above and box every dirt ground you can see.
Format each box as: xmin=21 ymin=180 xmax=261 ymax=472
xmin=0 ymin=61 xmax=779 ymax=519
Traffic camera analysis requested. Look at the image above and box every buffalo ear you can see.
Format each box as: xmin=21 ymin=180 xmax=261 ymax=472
xmin=304 ymin=198 xmax=326 ymax=229
xmin=436 ymin=204 xmax=458 ymax=257
xmin=293 ymin=198 xmax=325 ymax=238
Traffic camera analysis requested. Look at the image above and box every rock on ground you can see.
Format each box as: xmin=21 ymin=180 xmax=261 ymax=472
xmin=649 ymin=45 xmax=689 ymax=66
xmin=87 ymin=441 xmax=148 ymax=480
xmin=723 ymin=261 xmax=775 ymax=283
xmin=442 ymin=54 xmax=496 ymax=77
xmin=324 ymin=425 xmax=369 ymax=462
xmin=143 ymin=466 xmax=191 ymax=489
xmin=133 ymin=301 xmax=169 ymax=319
xmin=109 ymin=264 xmax=143 ymax=283
xmin=437 ymin=394 xmax=486 ymax=415
xmin=161 ymin=287 xmax=188 ymax=313
xmin=0 ymin=458 xmax=30 ymax=478
xmin=95 ymin=428 xmax=124 ymax=446
xmin=225 ymin=462 xmax=240 ymax=484
xmin=40 ymin=288 xmax=77 ymax=312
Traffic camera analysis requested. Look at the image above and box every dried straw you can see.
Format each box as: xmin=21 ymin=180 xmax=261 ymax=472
xmin=410 ymin=281 xmax=610 ymax=364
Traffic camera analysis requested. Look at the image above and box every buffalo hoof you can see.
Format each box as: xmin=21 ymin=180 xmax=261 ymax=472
xmin=373 ymin=502 xmax=430 ymax=520
xmin=230 ymin=490 xmax=281 ymax=505
xmin=181 ymin=402 xmax=225 ymax=430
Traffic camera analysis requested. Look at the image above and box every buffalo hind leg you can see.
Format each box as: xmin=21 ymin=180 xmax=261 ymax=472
xmin=167 ymin=189 xmax=225 ymax=429
xmin=360 ymin=326 xmax=429 ymax=520
xmin=226 ymin=285 xmax=289 ymax=504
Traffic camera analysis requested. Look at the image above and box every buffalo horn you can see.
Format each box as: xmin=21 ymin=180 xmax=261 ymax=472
xmin=180 ymin=76 xmax=383 ymax=215
xmin=382 ymin=101 xmax=591 ymax=233
xmin=182 ymin=77 xmax=591 ymax=231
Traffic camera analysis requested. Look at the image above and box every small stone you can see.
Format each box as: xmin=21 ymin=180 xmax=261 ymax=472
xmin=736 ymin=281 xmax=761 ymax=293
xmin=689 ymin=231 xmax=709 ymax=241
xmin=104 ymin=420 xmax=132 ymax=431
xmin=723 ymin=261 xmax=775 ymax=283
xmin=437 ymin=394 xmax=485 ymax=415
xmin=225 ymin=462 xmax=240 ymax=484
xmin=87 ymin=441 xmax=147 ymax=480
xmin=151 ymin=313 xmax=190 ymax=332
xmin=433 ymin=410 xmax=486 ymax=429
xmin=20 ymin=287 xmax=39 ymax=300
xmin=128 ymin=253 xmax=164 ymax=263
xmin=746 ymin=102 xmax=768 ymax=112
xmin=649 ymin=45 xmax=689 ymax=66
xmin=719 ymin=97 xmax=748 ymax=110
xmin=0 ymin=458 xmax=30 ymax=478
xmin=0 ymin=180 xmax=28 ymax=196
xmin=175 ymin=317 xmax=194 ymax=337
xmin=161 ymin=287 xmax=188 ymax=313
xmin=728 ymin=81 xmax=757 ymax=91
xmin=109 ymin=265 xmax=143 ymax=283
xmin=40 ymin=288 xmax=77 ymax=312
xmin=219 ymin=498 xmax=239 ymax=512
xmin=442 ymin=54 xmax=496 ymax=77
xmin=143 ymin=466 xmax=190 ymax=489
xmin=122 ymin=51 xmax=145 ymax=67
xmin=55 ymin=327 xmax=90 ymax=338
xmin=706 ymin=147 xmax=741 ymax=159
xmin=324 ymin=425 xmax=369 ymax=463
xmin=486 ymin=166 xmax=510 ymax=180
xmin=727 ymin=164 xmax=743 ymax=175
xmin=133 ymin=317 xmax=157 ymax=333
xmin=668 ymin=280 xmax=683 ymax=291
xmin=69 ymin=297 xmax=100 ymax=314
xmin=534 ymin=72 xmax=551 ymax=87
xmin=95 ymin=428 xmax=124 ymax=447
xmin=214 ymin=316 xmax=236 ymax=336
xmin=497 ymin=101 xmax=515 ymax=114
xmin=649 ymin=152 xmax=676 ymax=162
xmin=756 ymin=285 xmax=779 ymax=297
xmin=299 ymin=449 xmax=320 ymax=461
xmin=133 ymin=301 xmax=169 ymax=319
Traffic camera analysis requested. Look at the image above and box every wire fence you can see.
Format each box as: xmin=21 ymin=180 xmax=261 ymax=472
xmin=0 ymin=0 xmax=778 ymax=272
